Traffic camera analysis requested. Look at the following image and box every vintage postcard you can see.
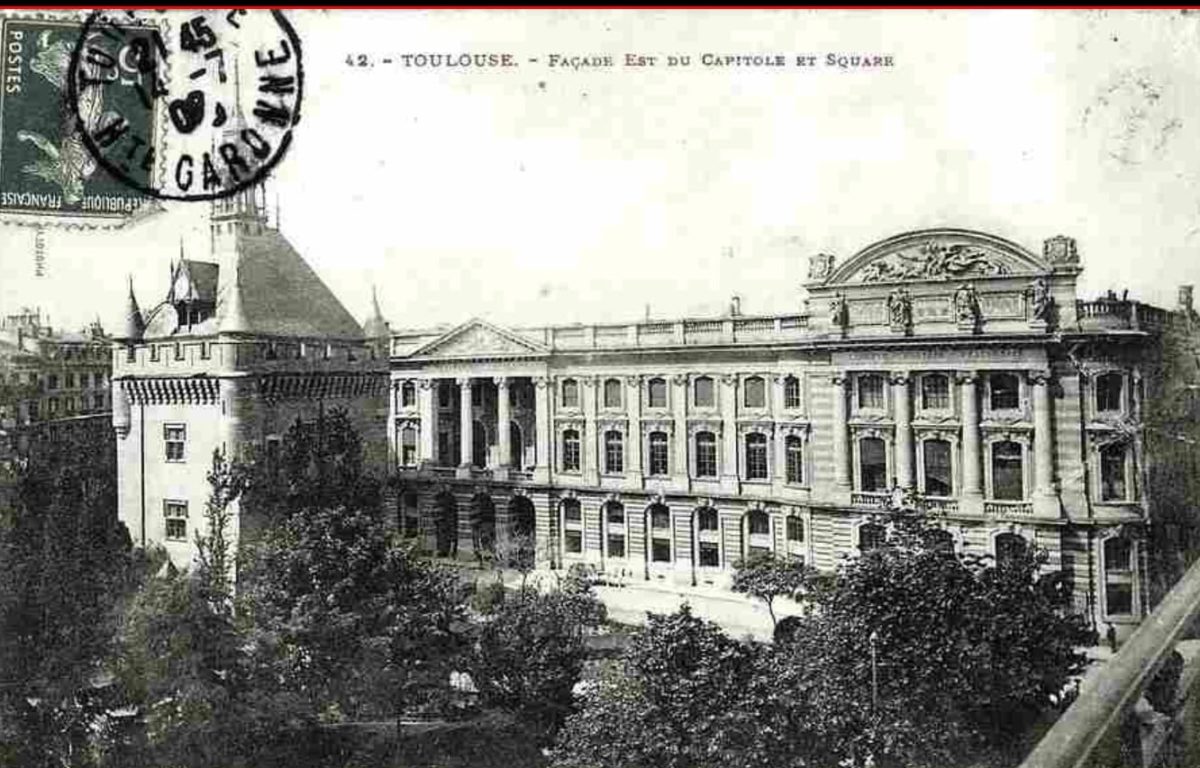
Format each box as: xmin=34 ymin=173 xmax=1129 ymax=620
xmin=2 ymin=8 xmax=1200 ymax=768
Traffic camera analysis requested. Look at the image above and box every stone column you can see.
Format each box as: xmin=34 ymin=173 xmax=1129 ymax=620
xmin=457 ymin=377 xmax=473 ymax=476
xmin=1032 ymin=371 xmax=1058 ymax=516
xmin=892 ymin=372 xmax=913 ymax=489
xmin=626 ymin=376 xmax=643 ymax=484
xmin=418 ymin=378 xmax=436 ymax=465
xmin=533 ymin=376 xmax=551 ymax=483
xmin=495 ymin=376 xmax=511 ymax=478
xmin=772 ymin=374 xmax=786 ymax=485
xmin=671 ymin=375 xmax=689 ymax=487
xmin=958 ymin=372 xmax=983 ymax=511
xmin=583 ymin=377 xmax=599 ymax=484
xmin=831 ymin=374 xmax=851 ymax=491
xmin=719 ymin=374 xmax=739 ymax=493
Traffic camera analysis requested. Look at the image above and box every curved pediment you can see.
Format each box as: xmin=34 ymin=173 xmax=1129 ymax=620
xmin=824 ymin=229 xmax=1050 ymax=286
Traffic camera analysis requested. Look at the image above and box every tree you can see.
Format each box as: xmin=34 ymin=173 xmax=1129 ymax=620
xmin=469 ymin=577 xmax=605 ymax=742
xmin=730 ymin=551 xmax=816 ymax=628
xmin=778 ymin=504 xmax=1091 ymax=767
xmin=552 ymin=605 xmax=806 ymax=768
xmin=0 ymin=428 xmax=141 ymax=768
xmin=235 ymin=410 xmax=471 ymax=721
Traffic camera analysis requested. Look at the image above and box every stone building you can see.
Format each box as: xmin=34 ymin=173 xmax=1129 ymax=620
xmin=110 ymin=187 xmax=389 ymax=566
xmin=388 ymin=228 xmax=1178 ymax=636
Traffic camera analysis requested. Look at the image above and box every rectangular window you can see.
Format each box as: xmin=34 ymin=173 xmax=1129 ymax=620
xmin=604 ymin=432 xmax=624 ymax=474
xmin=746 ymin=434 xmax=768 ymax=480
xmin=607 ymin=534 xmax=626 ymax=559
xmin=652 ymin=539 xmax=671 ymax=563
xmin=785 ymin=437 xmax=803 ymax=484
xmin=859 ymin=437 xmax=887 ymax=492
xmin=164 ymin=424 xmax=186 ymax=462
xmin=150 ymin=346 xmax=160 ymax=362
xmin=65 ymin=373 xmax=75 ymax=389
xmin=743 ymin=377 xmax=766 ymax=409
xmin=649 ymin=433 xmax=669 ymax=476
xmin=164 ymin=500 xmax=188 ymax=541
xmin=923 ymin=440 xmax=953 ymax=496
xmin=565 ymin=530 xmax=583 ymax=554
xmin=1097 ymin=373 xmax=1124 ymax=413
xmin=563 ymin=430 xmax=581 ymax=472
xmin=174 ymin=342 xmax=183 ymax=361
xmin=1100 ymin=444 xmax=1127 ymax=501
xmin=922 ymin=374 xmax=950 ymax=410
xmin=784 ymin=376 xmax=802 ymax=409
xmin=48 ymin=374 xmax=58 ymax=391
xmin=400 ymin=426 xmax=418 ymax=467
xmin=992 ymin=441 xmax=1024 ymax=500
xmin=786 ymin=516 xmax=804 ymax=543
xmin=699 ymin=541 xmax=720 ymax=567
xmin=603 ymin=379 xmax=623 ymax=409
xmin=858 ymin=374 xmax=884 ymax=409
xmin=990 ymin=373 xmax=1020 ymax=411
xmin=695 ymin=433 xmax=718 ymax=478
xmin=694 ymin=376 xmax=715 ymax=408
xmin=647 ymin=378 xmax=667 ymax=409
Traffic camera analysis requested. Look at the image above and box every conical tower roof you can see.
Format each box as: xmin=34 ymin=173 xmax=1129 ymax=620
xmin=362 ymin=285 xmax=389 ymax=339
xmin=122 ymin=277 xmax=145 ymax=340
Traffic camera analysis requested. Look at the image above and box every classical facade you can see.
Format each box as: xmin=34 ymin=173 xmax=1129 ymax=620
xmin=389 ymin=228 xmax=1180 ymax=634
xmin=110 ymin=187 xmax=389 ymax=566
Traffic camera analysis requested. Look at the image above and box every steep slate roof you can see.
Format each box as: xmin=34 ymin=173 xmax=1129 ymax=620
xmin=213 ymin=229 xmax=364 ymax=340
xmin=173 ymin=260 xmax=219 ymax=304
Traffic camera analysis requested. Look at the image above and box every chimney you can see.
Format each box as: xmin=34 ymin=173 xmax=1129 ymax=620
xmin=1180 ymin=285 xmax=1194 ymax=314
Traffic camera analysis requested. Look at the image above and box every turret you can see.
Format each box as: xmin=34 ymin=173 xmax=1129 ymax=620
xmin=122 ymin=277 xmax=145 ymax=341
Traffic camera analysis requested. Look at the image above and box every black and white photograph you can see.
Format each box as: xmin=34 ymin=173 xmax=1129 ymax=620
xmin=2 ymin=8 xmax=1200 ymax=768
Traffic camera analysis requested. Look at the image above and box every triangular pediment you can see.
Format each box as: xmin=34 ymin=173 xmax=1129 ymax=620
xmin=825 ymin=229 xmax=1050 ymax=285
xmin=407 ymin=319 xmax=549 ymax=359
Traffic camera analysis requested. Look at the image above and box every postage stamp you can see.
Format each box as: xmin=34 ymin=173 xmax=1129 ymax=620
xmin=68 ymin=9 xmax=303 ymax=202
xmin=0 ymin=15 xmax=155 ymax=222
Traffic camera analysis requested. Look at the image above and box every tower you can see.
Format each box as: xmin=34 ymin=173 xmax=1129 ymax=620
xmin=112 ymin=184 xmax=388 ymax=566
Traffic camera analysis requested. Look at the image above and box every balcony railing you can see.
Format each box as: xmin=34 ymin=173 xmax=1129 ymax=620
xmin=918 ymin=496 xmax=959 ymax=515
xmin=1019 ymin=554 xmax=1200 ymax=768
xmin=851 ymin=491 xmax=888 ymax=507
xmin=984 ymin=500 xmax=1033 ymax=516
xmin=1075 ymin=298 xmax=1171 ymax=333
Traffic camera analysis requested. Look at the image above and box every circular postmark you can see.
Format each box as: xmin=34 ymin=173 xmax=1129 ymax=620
xmin=66 ymin=9 xmax=303 ymax=201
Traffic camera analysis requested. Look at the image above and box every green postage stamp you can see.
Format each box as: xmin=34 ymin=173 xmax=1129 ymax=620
xmin=0 ymin=15 xmax=156 ymax=223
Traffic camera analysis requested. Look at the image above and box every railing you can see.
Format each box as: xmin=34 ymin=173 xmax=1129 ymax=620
xmin=918 ymin=496 xmax=959 ymax=515
xmin=984 ymin=500 xmax=1033 ymax=516
xmin=850 ymin=491 xmax=887 ymax=507
xmin=1075 ymin=298 xmax=1171 ymax=333
xmin=537 ymin=315 xmax=813 ymax=351
xmin=1019 ymin=555 xmax=1200 ymax=768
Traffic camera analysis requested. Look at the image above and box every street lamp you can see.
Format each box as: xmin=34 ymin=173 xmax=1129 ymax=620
xmin=869 ymin=629 xmax=879 ymax=715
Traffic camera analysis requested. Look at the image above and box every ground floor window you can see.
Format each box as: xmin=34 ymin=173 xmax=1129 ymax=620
xmin=1104 ymin=536 xmax=1135 ymax=616
xmin=164 ymin=500 xmax=188 ymax=541
xmin=649 ymin=504 xmax=672 ymax=563
xmin=859 ymin=437 xmax=887 ymax=492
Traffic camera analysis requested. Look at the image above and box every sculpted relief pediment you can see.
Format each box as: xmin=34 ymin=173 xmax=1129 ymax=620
xmin=409 ymin=319 xmax=548 ymax=359
xmin=819 ymin=229 xmax=1052 ymax=286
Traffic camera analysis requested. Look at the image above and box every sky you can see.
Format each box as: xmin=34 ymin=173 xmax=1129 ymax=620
xmin=2 ymin=9 xmax=1200 ymax=334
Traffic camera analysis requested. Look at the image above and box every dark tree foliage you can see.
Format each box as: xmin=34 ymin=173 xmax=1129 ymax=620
xmin=0 ymin=427 xmax=141 ymax=768
xmin=468 ymin=575 xmax=605 ymax=742
xmin=235 ymin=408 xmax=471 ymax=721
xmin=555 ymin=507 xmax=1091 ymax=768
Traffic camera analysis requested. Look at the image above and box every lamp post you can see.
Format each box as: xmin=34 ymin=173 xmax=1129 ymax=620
xmin=869 ymin=629 xmax=879 ymax=716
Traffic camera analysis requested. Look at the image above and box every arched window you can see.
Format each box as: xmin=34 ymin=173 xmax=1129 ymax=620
xmin=649 ymin=504 xmax=672 ymax=563
xmin=605 ymin=502 xmax=626 ymax=559
xmin=694 ymin=375 xmax=715 ymax=408
xmin=995 ymin=532 xmax=1027 ymax=568
xmin=745 ymin=433 xmax=769 ymax=480
xmin=562 ymin=429 xmax=581 ymax=472
xmin=695 ymin=431 xmax=718 ymax=478
xmin=648 ymin=431 xmax=669 ymax=476
xmin=859 ymin=437 xmax=887 ymax=492
xmin=859 ymin=523 xmax=885 ymax=552
xmin=745 ymin=510 xmax=771 ymax=557
xmin=696 ymin=507 xmax=720 ymax=567
xmin=858 ymin=374 xmax=885 ymax=409
xmin=401 ymin=381 xmax=416 ymax=408
xmin=989 ymin=373 xmax=1020 ymax=410
xmin=562 ymin=499 xmax=582 ymax=554
xmin=603 ymin=378 xmax=623 ymax=409
xmin=604 ymin=430 xmax=624 ymax=474
xmin=922 ymin=373 xmax=950 ymax=410
xmin=1104 ymin=537 xmax=1134 ymax=616
xmin=744 ymin=376 xmax=766 ymax=408
xmin=923 ymin=439 xmax=953 ymax=497
xmin=991 ymin=441 xmax=1024 ymax=500
xmin=1096 ymin=372 xmax=1124 ymax=413
xmin=647 ymin=377 xmax=667 ymax=409
xmin=784 ymin=375 xmax=802 ymax=409
xmin=561 ymin=378 xmax=579 ymax=408
xmin=785 ymin=436 xmax=804 ymax=484
xmin=1100 ymin=443 xmax=1127 ymax=501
